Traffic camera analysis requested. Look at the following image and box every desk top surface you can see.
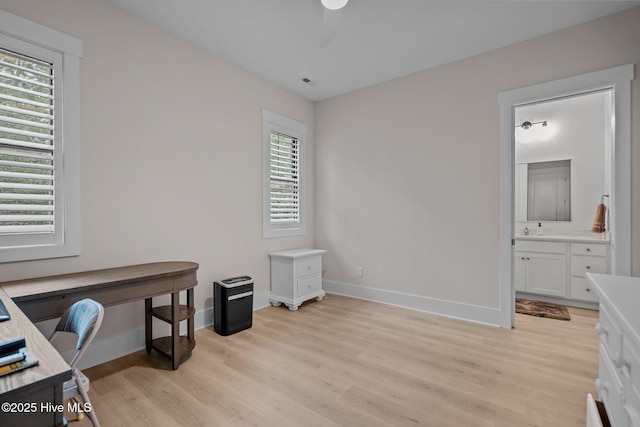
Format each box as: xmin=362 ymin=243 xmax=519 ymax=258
xmin=1 ymin=261 xmax=199 ymax=301
xmin=0 ymin=288 xmax=70 ymax=396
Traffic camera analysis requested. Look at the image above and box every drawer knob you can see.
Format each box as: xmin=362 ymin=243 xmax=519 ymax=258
xmin=526 ymin=257 xmax=530 ymax=261
xmin=586 ymin=288 xmax=590 ymax=292
xmin=521 ymin=257 xmax=525 ymax=261
xmin=586 ymin=266 xmax=591 ymax=270
xmin=586 ymin=248 xmax=591 ymax=252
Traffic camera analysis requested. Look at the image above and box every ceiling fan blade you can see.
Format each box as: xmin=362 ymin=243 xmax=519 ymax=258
xmin=320 ymin=8 xmax=342 ymax=47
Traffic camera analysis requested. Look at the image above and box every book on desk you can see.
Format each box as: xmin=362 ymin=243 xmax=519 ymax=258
xmin=0 ymin=337 xmax=39 ymax=377
xmin=0 ymin=298 xmax=10 ymax=322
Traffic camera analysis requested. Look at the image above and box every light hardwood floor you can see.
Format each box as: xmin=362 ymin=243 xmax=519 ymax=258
xmin=75 ymin=294 xmax=599 ymax=426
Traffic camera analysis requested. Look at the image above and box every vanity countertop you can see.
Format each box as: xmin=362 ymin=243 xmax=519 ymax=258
xmin=515 ymin=229 xmax=610 ymax=243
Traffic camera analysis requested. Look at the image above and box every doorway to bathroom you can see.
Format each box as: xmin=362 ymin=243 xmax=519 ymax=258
xmin=512 ymin=90 xmax=612 ymax=310
xmin=497 ymin=64 xmax=633 ymax=328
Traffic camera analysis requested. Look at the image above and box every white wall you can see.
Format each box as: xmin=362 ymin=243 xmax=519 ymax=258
xmin=514 ymin=91 xmax=610 ymax=230
xmin=0 ymin=0 xmax=315 ymax=363
xmin=315 ymin=7 xmax=640 ymax=320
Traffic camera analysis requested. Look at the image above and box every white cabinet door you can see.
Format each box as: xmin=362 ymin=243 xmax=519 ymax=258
xmin=526 ymin=253 xmax=566 ymax=296
xmin=514 ymin=252 xmax=527 ymax=291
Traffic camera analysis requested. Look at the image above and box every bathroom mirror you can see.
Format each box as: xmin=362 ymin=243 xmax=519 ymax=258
xmin=526 ymin=160 xmax=571 ymax=221
xmin=515 ymin=160 xmax=571 ymax=222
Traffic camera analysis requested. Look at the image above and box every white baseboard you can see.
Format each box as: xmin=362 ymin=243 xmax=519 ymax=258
xmin=253 ymin=290 xmax=272 ymax=311
xmin=62 ymin=291 xmax=272 ymax=369
xmin=323 ymin=279 xmax=502 ymax=327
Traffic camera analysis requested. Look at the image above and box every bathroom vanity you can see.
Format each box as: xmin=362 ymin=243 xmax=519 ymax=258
xmin=514 ymin=230 xmax=610 ymax=307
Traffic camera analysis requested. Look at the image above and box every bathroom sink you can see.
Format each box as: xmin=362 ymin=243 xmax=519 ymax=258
xmin=514 ymin=229 xmax=610 ymax=242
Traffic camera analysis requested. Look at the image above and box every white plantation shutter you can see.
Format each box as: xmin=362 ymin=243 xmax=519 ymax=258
xmin=269 ymin=131 xmax=299 ymax=224
xmin=0 ymin=48 xmax=55 ymax=235
xmin=263 ymin=110 xmax=306 ymax=238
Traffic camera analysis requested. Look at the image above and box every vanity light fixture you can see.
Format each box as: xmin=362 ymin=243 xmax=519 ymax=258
xmin=517 ymin=120 xmax=548 ymax=130
xmin=321 ymin=0 xmax=349 ymax=10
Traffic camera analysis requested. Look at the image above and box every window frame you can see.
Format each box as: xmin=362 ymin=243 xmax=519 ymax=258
xmin=0 ymin=10 xmax=82 ymax=263
xmin=262 ymin=109 xmax=307 ymax=239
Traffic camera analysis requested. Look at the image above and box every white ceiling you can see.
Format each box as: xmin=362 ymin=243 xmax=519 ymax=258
xmin=106 ymin=0 xmax=640 ymax=102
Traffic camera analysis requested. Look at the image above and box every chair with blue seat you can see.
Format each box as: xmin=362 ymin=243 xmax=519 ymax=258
xmin=49 ymin=298 xmax=104 ymax=426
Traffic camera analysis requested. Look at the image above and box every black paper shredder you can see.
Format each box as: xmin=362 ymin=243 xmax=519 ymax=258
xmin=214 ymin=276 xmax=253 ymax=336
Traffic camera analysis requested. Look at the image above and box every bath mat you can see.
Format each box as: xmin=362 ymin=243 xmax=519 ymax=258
xmin=516 ymin=298 xmax=570 ymax=321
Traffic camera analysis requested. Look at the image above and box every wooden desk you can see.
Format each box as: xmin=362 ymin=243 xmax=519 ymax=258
xmin=0 ymin=261 xmax=199 ymax=426
xmin=2 ymin=262 xmax=199 ymax=322
xmin=0 ymin=288 xmax=71 ymax=427
xmin=3 ymin=261 xmax=199 ymax=370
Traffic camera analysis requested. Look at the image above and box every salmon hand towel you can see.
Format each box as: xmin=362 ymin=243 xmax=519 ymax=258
xmin=591 ymin=203 xmax=606 ymax=233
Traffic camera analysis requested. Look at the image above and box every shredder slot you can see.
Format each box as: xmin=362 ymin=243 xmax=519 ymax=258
xmin=218 ymin=276 xmax=253 ymax=287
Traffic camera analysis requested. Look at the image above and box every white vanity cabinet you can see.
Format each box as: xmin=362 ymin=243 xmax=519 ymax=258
xmin=269 ymin=249 xmax=326 ymax=311
xmin=514 ymin=236 xmax=610 ymax=305
xmin=514 ymin=240 xmax=567 ymax=297
xmin=570 ymin=243 xmax=610 ymax=302
xmin=587 ymin=273 xmax=640 ymax=427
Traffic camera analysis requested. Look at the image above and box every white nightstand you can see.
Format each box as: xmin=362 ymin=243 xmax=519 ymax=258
xmin=268 ymin=248 xmax=326 ymax=311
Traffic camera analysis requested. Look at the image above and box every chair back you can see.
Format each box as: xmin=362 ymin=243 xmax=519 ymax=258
xmin=49 ymin=298 xmax=104 ymax=368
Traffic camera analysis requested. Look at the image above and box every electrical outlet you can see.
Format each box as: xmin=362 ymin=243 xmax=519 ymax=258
xmin=356 ymin=266 xmax=363 ymax=277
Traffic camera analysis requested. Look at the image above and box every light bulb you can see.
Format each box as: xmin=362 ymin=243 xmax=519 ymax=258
xmin=321 ymin=0 xmax=349 ymax=10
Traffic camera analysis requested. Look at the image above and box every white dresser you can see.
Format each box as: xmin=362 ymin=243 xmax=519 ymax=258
xmin=268 ymin=249 xmax=326 ymax=311
xmin=587 ymin=273 xmax=640 ymax=427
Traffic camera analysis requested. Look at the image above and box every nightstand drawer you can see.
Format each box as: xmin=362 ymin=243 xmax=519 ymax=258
xmin=297 ymin=258 xmax=321 ymax=278
xmin=571 ymin=255 xmax=608 ymax=277
xmin=297 ymin=274 xmax=321 ymax=297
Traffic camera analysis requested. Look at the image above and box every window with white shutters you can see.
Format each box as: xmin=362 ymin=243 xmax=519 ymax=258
xmin=269 ymin=131 xmax=299 ymax=224
xmin=0 ymin=49 xmax=55 ymax=235
xmin=0 ymin=10 xmax=82 ymax=263
xmin=263 ymin=110 xmax=306 ymax=238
